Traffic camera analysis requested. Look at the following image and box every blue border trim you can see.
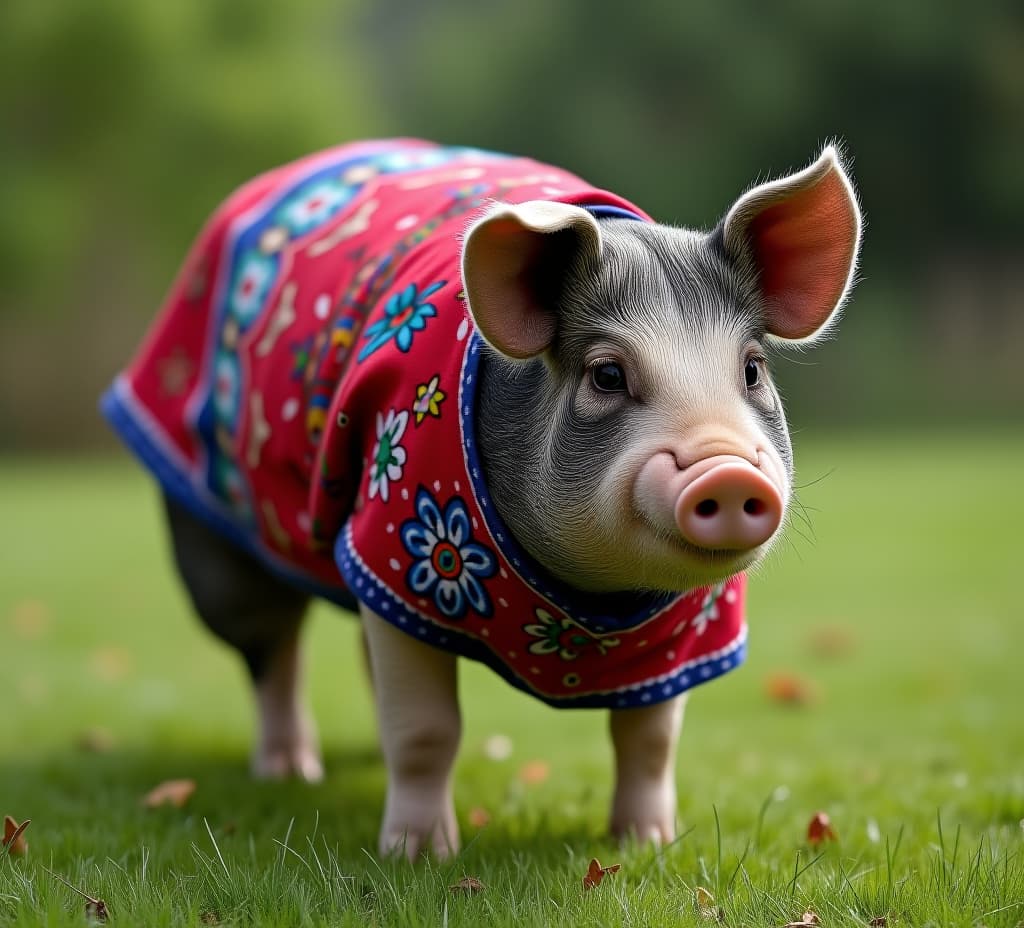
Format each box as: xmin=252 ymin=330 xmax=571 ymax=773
xmin=335 ymin=521 xmax=747 ymax=709
xmin=583 ymin=204 xmax=647 ymax=221
xmin=101 ymin=381 xmax=358 ymax=612
xmin=458 ymin=334 xmax=681 ymax=635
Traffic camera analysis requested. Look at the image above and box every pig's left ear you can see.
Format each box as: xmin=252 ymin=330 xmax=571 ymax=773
xmin=461 ymin=200 xmax=603 ymax=359
xmin=722 ymin=145 xmax=862 ymax=343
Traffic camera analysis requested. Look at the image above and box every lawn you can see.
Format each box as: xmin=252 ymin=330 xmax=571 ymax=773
xmin=2 ymin=433 xmax=1022 ymax=927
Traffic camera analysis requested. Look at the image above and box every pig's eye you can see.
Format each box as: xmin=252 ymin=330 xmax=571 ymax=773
xmin=744 ymin=358 xmax=762 ymax=389
xmin=591 ymin=361 xmax=627 ymax=393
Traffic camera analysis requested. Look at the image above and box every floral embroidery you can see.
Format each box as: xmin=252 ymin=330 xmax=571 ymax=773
xmin=228 ymin=252 xmax=276 ymax=325
xmin=401 ymin=488 xmax=496 ymax=619
xmin=523 ymin=608 xmax=620 ymax=661
xmin=412 ymin=374 xmax=446 ymax=424
xmin=212 ymin=352 xmax=240 ymax=420
xmin=692 ymin=583 xmax=726 ymax=635
xmin=368 ymin=409 xmax=409 ymax=502
xmin=276 ymin=179 xmax=353 ymax=235
xmin=358 ymin=281 xmax=445 ymax=362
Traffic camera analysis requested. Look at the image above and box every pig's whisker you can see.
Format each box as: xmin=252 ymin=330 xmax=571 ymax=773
xmin=793 ymin=468 xmax=836 ymax=490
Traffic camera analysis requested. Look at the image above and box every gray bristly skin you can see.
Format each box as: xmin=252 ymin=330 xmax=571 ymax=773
xmin=475 ymin=218 xmax=794 ymax=597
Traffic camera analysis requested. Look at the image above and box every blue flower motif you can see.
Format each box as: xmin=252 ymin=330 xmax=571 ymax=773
xmin=358 ymin=281 xmax=445 ymax=362
xmin=275 ymin=179 xmax=353 ymax=235
xmin=228 ymin=251 xmax=276 ymax=326
xmin=400 ymin=488 xmax=496 ymax=620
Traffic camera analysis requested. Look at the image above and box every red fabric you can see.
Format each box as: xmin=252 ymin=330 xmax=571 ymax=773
xmin=106 ymin=139 xmax=747 ymax=708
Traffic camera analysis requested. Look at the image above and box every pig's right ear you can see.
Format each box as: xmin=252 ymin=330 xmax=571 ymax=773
xmin=722 ymin=145 xmax=862 ymax=344
xmin=461 ymin=200 xmax=603 ymax=359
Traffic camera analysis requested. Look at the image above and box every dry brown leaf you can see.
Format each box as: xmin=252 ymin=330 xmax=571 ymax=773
xmin=582 ymin=857 xmax=620 ymax=890
xmin=450 ymin=876 xmax=485 ymax=894
xmin=808 ymin=624 xmax=856 ymax=658
xmin=142 ymin=778 xmax=196 ymax=809
xmin=467 ymin=806 xmax=490 ymax=828
xmin=518 ymin=760 xmax=550 ymax=785
xmin=696 ymin=886 xmax=723 ymax=921
xmin=89 ymin=646 xmax=133 ymax=682
xmin=2 ymin=816 xmax=29 ymax=856
xmin=765 ymin=672 xmax=816 ymax=706
xmin=9 ymin=600 xmax=51 ymax=639
xmin=42 ymin=867 xmax=109 ymax=922
xmin=807 ymin=811 xmax=837 ymax=846
xmin=76 ymin=728 xmax=116 ymax=753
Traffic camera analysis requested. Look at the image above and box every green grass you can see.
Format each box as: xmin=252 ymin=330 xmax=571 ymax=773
xmin=2 ymin=433 xmax=1023 ymax=927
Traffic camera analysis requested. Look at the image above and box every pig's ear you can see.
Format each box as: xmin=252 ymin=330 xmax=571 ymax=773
xmin=722 ymin=145 xmax=862 ymax=343
xmin=461 ymin=200 xmax=602 ymax=359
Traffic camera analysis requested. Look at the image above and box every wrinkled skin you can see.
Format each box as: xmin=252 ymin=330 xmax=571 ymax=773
xmin=167 ymin=147 xmax=862 ymax=859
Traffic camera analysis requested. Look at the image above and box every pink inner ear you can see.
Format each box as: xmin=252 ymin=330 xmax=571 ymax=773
xmin=748 ymin=169 xmax=858 ymax=340
xmin=464 ymin=218 xmax=557 ymax=358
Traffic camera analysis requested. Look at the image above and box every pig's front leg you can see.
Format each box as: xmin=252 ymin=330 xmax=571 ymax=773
xmin=360 ymin=605 xmax=461 ymax=860
xmin=609 ymin=693 xmax=687 ymax=844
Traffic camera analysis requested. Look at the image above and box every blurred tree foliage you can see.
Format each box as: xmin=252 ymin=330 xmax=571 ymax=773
xmin=0 ymin=0 xmax=1020 ymax=447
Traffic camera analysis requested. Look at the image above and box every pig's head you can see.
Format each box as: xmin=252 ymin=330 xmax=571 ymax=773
xmin=464 ymin=146 xmax=862 ymax=594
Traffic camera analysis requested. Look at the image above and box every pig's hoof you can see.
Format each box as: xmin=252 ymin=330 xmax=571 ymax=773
xmin=252 ymin=741 xmax=324 ymax=783
xmin=379 ymin=827 xmax=460 ymax=861
xmin=378 ymin=809 xmax=460 ymax=861
xmin=611 ymin=819 xmax=676 ymax=846
xmin=610 ymin=785 xmax=677 ymax=846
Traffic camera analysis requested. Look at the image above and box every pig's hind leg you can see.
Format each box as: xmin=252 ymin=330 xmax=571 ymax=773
xmin=163 ymin=496 xmax=324 ymax=782
xmin=609 ymin=694 xmax=688 ymax=844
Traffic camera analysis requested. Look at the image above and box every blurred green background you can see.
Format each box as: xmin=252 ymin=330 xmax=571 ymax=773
xmin=1 ymin=0 xmax=1021 ymax=451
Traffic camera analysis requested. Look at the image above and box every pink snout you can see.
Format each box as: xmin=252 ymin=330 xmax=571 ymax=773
xmin=675 ymin=459 xmax=783 ymax=551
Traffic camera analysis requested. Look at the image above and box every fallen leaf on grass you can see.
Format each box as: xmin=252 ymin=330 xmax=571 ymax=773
xmin=781 ymin=913 xmax=820 ymax=928
xmin=806 ymin=811 xmax=837 ymax=846
xmin=695 ymin=886 xmax=724 ymax=921
xmin=518 ymin=760 xmax=550 ymax=785
xmin=76 ymin=727 xmax=116 ymax=753
xmin=765 ymin=672 xmax=816 ymax=706
xmin=450 ymin=876 xmax=485 ymax=894
xmin=582 ymin=858 xmax=620 ymax=890
xmin=142 ymin=778 xmax=196 ymax=809
xmin=89 ymin=646 xmax=134 ymax=682
xmin=2 ymin=816 xmax=29 ymax=856
xmin=807 ymin=624 xmax=856 ymax=658
xmin=9 ymin=599 xmax=51 ymax=639
xmin=42 ymin=866 xmax=109 ymax=922
xmin=467 ymin=806 xmax=490 ymax=828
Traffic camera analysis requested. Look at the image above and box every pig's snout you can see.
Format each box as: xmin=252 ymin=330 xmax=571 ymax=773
xmin=674 ymin=459 xmax=782 ymax=551
xmin=635 ymin=452 xmax=784 ymax=557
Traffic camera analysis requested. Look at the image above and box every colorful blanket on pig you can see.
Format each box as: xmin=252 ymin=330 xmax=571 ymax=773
xmin=102 ymin=139 xmax=747 ymax=708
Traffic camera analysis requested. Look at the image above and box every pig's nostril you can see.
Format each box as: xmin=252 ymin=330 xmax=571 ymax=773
xmin=695 ymin=499 xmax=718 ymax=518
xmin=743 ymin=498 xmax=766 ymax=516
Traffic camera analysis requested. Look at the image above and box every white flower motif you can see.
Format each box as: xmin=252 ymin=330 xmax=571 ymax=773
xmin=692 ymin=582 xmax=726 ymax=636
xmin=368 ymin=408 xmax=409 ymax=502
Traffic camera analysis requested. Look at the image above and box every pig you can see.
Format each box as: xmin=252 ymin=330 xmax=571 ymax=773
xmin=103 ymin=139 xmax=861 ymax=859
